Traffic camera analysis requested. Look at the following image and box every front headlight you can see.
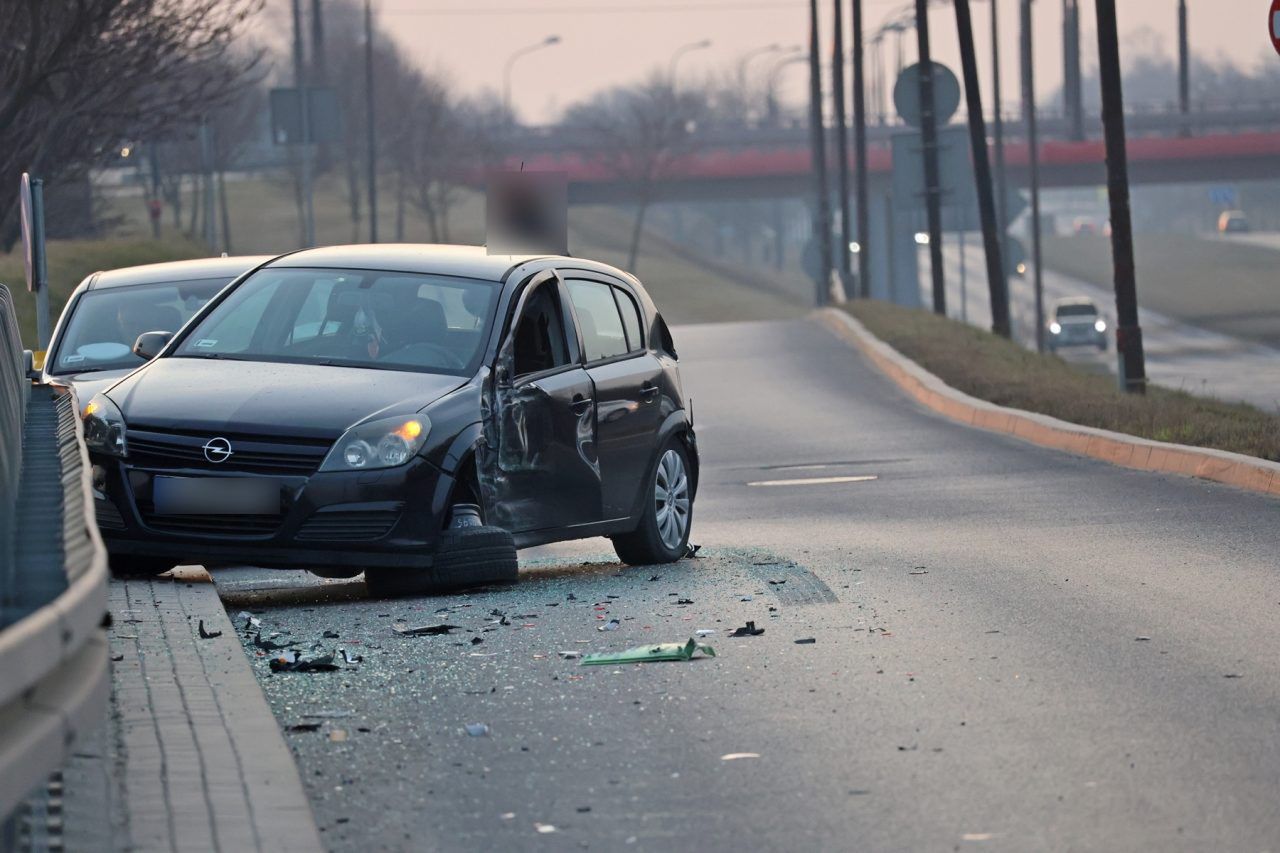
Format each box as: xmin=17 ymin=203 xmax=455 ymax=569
xmin=1094 ymin=319 xmax=1107 ymax=333
xmin=1049 ymin=322 xmax=1062 ymax=335
xmin=319 ymin=415 xmax=430 ymax=473
xmin=82 ymin=393 xmax=127 ymax=457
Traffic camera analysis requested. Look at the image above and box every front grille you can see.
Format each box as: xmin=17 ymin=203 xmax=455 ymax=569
xmin=139 ymin=512 xmax=280 ymax=537
xmin=127 ymin=428 xmax=330 ymax=476
xmin=94 ymin=498 xmax=126 ymax=530
xmin=297 ymin=508 xmax=401 ymax=542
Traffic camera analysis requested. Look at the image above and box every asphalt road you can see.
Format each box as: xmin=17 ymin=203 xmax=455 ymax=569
xmin=216 ymin=318 xmax=1280 ymax=852
xmin=932 ymin=238 xmax=1280 ymax=411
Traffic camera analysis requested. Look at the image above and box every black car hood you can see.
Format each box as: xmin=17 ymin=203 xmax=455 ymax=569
xmin=108 ymin=358 xmax=465 ymax=439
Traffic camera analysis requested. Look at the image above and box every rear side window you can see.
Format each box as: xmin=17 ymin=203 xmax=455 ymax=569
xmin=613 ymin=288 xmax=644 ymax=352
xmin=566 ymin=280 xmax=628 ymax=361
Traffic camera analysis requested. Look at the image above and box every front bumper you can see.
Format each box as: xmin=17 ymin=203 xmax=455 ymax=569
xmin=92 ymin=453 xmax=455 ymax=570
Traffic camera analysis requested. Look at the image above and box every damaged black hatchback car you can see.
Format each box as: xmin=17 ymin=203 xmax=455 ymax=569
xmin=83 ymin=245 xmax=697 ymax=595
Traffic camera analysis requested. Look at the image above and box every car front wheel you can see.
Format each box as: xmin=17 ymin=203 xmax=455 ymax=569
xmin=612 ymin=439 xmax=693 ymax=565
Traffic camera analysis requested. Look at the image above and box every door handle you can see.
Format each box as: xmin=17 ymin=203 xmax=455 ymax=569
xmin=571 ymin=396 xmax=593 ymax=413
xmin=639 ymin=384 xmax=660 ymax=399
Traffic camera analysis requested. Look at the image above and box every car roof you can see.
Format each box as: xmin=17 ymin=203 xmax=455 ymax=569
xmin=1055 ymin=297 xmax=1098 ymax=308
xmin=88 ymin=255 xmax=273 ymax=290
xmin=265 ymin=243 xmax=636 ymax=285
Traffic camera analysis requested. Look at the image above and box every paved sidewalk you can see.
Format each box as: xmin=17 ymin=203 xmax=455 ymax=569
xmin=105 ymin=568 xmax=323 ymax=852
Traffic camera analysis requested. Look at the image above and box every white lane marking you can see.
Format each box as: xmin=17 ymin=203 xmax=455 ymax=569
xmin=746 ymin=475 xmax=879 ymax=487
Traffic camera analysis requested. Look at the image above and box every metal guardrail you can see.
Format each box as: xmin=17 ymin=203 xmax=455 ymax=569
xmin=0 ymin=283 xmax=109 ymax=823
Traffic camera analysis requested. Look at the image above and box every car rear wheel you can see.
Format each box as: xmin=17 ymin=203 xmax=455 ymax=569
xmin=108 ymin=555 xmax=175 ymax=578
xmin=364 ymin=526 xmax=518 ymax=598
xmin=611 ymin=439 xmax=693 ymax=566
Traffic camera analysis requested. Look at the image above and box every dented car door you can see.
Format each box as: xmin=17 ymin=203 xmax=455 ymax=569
xmin=479 ymin=271 xmax=602 ymax=534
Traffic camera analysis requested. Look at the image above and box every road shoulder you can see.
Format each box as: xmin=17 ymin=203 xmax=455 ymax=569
xmin=107 ymin=567 xmax=324 ymax=852
xmin=817 ymin=307 xmax=1280 ymax=498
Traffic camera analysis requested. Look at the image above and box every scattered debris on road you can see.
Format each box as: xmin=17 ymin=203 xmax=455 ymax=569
xmin=288 ymin=722 xmax=322 ymax=733
xmin=721 ymin=753 xmax=760 ymax=761
xmin=269 ymin=651 xmax=340 ymax=673
xmin=393 ymin=623 xmax=461 ymax=636
xmin=730 ymin=621 xmax=765 ymax=637
xmin=534 ymin=822 xmax=557 ymax=834
xmin=340 ymin=649 xmax=363 ymax=664
xmin=909 ymin=568 xmax=928 ymax=575
xmin=794 ymin=637 xmax=816 ymax=645
xmin=198 ymin=619 xmax=222 ymax=639
xmin=580 ymin=638 xmax=716 ymax=665
xmin=464 ymin=723 xmax=490 ymax=737
xmin=558 ymin=650 xmax=582 ymax=659
xmin=1135 ymin=636 xmax=1151 ymax=641
xmin=597 ymin=619 xmax=620 ymax=631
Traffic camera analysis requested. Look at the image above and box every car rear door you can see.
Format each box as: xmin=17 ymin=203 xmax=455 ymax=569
xmin=481 ymin=271 xmax=603 ymax=534
xmin=563 ymin=276 xmax=664 ymax=522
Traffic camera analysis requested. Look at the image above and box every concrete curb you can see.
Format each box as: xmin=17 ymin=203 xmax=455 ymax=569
xmin=817 ymin=307 xmax=1280 ymax=498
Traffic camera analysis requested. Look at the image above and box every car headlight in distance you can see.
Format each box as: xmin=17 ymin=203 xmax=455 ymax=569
xmin=82 ymin=393 xmax=127 ymax=457
xmin=1094 ymin=319 xmax=1107 ymax=333
xmin=320 ymin=415 xmax=430 ymax=473
xmin=1049 ymin=322 xmax=1062 ymax=335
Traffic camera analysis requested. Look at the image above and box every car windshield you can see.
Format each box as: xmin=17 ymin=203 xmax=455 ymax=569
xmin=172 ymin=267 xmax=500 ymax=375
xmin=1056 ymin=303 xmax=1097 ymax=318
xmin=50 ymin=278 xmax=230 ymax=374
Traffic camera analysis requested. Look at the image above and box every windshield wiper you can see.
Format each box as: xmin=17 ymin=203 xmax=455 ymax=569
xmin=176 ymin=352 xmax=248 ymax=361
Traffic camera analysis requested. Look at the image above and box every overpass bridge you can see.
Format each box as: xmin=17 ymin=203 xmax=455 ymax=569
xmin=506 ymin=115 xmax=1280 ymax=204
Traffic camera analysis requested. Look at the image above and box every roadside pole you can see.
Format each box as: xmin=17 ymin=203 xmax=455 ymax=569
xmin=1095 ymin=0 xmax=1147 ymax=393
xmin=990 ymin=0 xmax=1011 ymax=323
xmin=1020 ymin=0 xmax=1045 ymax=352
xmin=365 ymin=0 xmax=378 ymax=243
xmin=808 ymin=0 xmax=834 ymax=306
xmin=852 ymin=0 xmax=872 ymax=297
xmin=913 ymin=0 xmax=946 ymax=315
xmin=955 ymin=0 xmax=1010 ymax=337
xmin=831 ymin=0 xmax=853 ymax=294
xmin=19 ymin=174 xmax=50 ymax=348
xmin=291 ymin=0 xmax=316 ymax=248
xmin=1177 ymin=0 xmax=1190 ymax=137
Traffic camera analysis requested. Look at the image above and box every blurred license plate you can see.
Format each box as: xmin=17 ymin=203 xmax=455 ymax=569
xmin=152 ymin=476 xmax=279 ymax=515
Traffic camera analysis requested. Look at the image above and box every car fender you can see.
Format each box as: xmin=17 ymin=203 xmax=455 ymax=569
xmin=621 ymin=409 xmax=697 ymax=525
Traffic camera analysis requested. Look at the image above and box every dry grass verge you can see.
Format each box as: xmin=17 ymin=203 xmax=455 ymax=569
xmin=846 ymin=299 xmax=1280 ymax=462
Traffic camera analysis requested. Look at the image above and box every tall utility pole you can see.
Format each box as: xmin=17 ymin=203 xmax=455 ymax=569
xmin=310 ymin=0 xmax=330 ymax=171
xmin=955 ymin=0 xmax=1010 ymax=337
xmin=1020 ymin=0 xmax=1045 ymax=351
xmin=1063 ymin=0 xmax=1084 ymax=140
xmin=914 ymin=0 xmax=946 ymax=315
xmin=1096 ymin=0 xmax=1147 ymax=393
xmin=1177 ymin=0 xmax=1190 ymax=136
xmin=364 ymin=0 xmax=378 ymax=242
xmin=807 ymin=0 xmax=833 ymax=306
xmin=291 ymin=0 xmax=315 ymax=247
xmin=991 ymin=0 xmax=1010 ymax=310
xmin=852 ymin=0 xmax=871 ymax=297
xmin=831 ymin=0 xmax=853 ymax=293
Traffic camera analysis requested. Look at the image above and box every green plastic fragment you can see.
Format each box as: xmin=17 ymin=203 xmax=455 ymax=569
xmin=580 ymin=638 xmax=716 ymax=666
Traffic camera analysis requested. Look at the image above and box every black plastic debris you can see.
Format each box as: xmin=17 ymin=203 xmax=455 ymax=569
xmin=686 ymin=543 xmax=702 ymax=558
xmin=598 ymin=619 xmax=620 ymax=632
xmin=340 ymin=649 xmax=363 ymax=664
xmin=253 ymin=632 xmax=296 ymax=652
xmin=270 ymin=651 xmax=340 ymax=673
xmin=237 ymin=611 xmax=262 ymax=631
xmin=471 ymin=636 xmax=484 ymax=645
xmin=393 ymin=623 xmax=461 ymax=636
xmin=767 ymin=579 xmax=787 ymax=586
xmin=730 ymin=621 xmax=765 ymax=637
xmin=794 ymin=637 xmax=816 ymax=645
xmin=675 ymin=598 xmax=694 ymax=605
xmin=288 ymin=722 xmax=322 ymax=733
xmin=111 ymin=653 xmax=124 ymax=662
xmin=648 ymin=575 xmax=660 ymax=582
xmin=323 ymin=630 xmax=340 ymax=639
xmin=198 ymin=620 xmax=222 ymax=639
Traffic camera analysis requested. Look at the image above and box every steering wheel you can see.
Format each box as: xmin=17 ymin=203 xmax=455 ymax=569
xmin=388 ymin=341 xmax=466 ymax=370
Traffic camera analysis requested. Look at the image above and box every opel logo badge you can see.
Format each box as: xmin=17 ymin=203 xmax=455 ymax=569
xmin=202 ymin=437 xmax=234 ymax=464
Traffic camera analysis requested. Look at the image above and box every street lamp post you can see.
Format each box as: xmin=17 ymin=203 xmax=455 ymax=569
xmin=670 ymin=39 xmax=712 ymax=86
xmin=737 ymin=42 xmax=781 ymax=91
xmin=503 ymin=35 xmax=561 ymax=127
xmin=765 ymin=51 xmax=807 ymax=126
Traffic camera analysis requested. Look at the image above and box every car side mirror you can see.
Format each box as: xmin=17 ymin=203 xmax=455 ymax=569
xmin=133 ymin=331 xmax=173 ymax=361
xmin=22 ymin=349 xmax=38 ymax=381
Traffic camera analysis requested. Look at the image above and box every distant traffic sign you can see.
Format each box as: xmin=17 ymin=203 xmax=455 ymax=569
xmin=893 ymin=62 xmax=961 ymax=128
xmin=1271 ymin=0 xmax=1280 ymax=57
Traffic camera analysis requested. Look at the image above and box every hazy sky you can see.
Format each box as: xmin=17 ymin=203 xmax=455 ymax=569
xmin=365 ymin=0 xmax=1272 ymax=124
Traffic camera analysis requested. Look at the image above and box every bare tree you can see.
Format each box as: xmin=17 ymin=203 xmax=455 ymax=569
xmin=0 ymin=0 xmax=262 ymax=247
xmin=561 ymin=75 xmax=706 ymax=271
